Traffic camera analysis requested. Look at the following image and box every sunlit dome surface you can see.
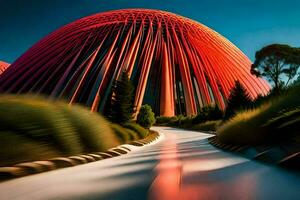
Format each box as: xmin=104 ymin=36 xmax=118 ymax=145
xmin=0 ymin=61 xmax=10 ymax=75
xmin=0 ymin=9 xmax=270 ymax=116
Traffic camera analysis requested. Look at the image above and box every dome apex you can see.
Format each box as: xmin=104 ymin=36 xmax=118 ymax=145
xmin=0 ymin=9 xmax=269 ymax=116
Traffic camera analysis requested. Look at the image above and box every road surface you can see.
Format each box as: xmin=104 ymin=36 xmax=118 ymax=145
xmin=0 ymin=127 xmax=299 ymax=200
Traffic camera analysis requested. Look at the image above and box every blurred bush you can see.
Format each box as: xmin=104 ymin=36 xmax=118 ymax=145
xmin=122 ymin=122 xmax=149 ymax=138
xmin=0 ymin=131 xmax=61 ymax=167
xmin=110 ymin=123 xmax=139 ymax=142
xmin=0 ymin=95 xmax=121 ymax=166
xmin=218 ymin=85 xmax=300 ymax=145
xmin=58 ymin=104 xmax=120 ymax=152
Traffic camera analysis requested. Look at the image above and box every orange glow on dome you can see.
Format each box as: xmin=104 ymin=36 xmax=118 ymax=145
xmin=0 ymin=61 xmax=9 ymax=75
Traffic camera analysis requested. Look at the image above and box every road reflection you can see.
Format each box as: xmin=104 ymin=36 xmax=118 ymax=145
xmin=149 ymin=134 xmax=182 ymax=200
xmin=149 ymin=131 xmax=257 ymax=200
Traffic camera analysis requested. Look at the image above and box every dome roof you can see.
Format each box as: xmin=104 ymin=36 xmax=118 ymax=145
xmin=0 ymin=9 xmax=270 ymax=116
xmin=0 ymin=61 xmax=10 ymax=75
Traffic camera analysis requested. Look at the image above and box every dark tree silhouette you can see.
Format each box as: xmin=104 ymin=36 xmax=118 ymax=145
xmin=108 ymin=71 xmax=134 ymax=124
xmin=224 ymin=81 xmax=252 ymax=120
xmin=291 ymin=75 xmax=300 ymax=87
xmin=251 ymin=44 xmax=300 ymax=93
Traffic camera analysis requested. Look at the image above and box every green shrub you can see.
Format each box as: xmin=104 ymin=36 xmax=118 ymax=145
xmin=191 ymin=120 xmax=221 ymax=132
xmin=176 ymin=115 xmax=193 ymax=127
xmin=193 ymin=105 xmax=223 ymax=124
xmin=137 ymin=104 xmax=156 ymax=128
xmin=156 ymin=108 xmax=221 ymax=130
xmin=123 ymin=122 xmax=149 ymax=138
xmin=155 ymin=116 xmax=178 ymax=125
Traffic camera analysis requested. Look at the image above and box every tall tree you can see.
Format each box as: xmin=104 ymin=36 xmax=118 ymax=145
xmin=224 ymin=81 xmax=252 ymax=120
xmin=109 ymin=71 xmax=134 ymax=124
xmin=251 ymin=44 xmax=300 ymax=93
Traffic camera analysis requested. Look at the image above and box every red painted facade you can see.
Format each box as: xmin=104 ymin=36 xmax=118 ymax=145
xmin=0 ymin=9 xmax=270 ymax=116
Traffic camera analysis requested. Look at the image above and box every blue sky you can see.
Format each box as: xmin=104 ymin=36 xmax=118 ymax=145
xmin=1 ymin=0 xmax=300 ymax=63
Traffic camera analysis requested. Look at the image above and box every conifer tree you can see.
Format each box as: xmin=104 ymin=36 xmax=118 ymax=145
xmin=224 ymin=81 xmax=252 ymax=120
xmin=109 ymin=71 xmax=134 ymax=124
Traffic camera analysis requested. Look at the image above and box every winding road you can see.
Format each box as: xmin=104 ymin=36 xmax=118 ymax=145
xmin=0 ymin=127 xmax=299 ymax=200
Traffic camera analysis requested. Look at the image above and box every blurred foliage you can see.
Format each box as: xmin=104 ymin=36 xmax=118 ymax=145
xmin=137 ymin=104 xmax=156 ymax=128
xmin=110 ymin=123 xmax=140 ymax=142
xmin=58 ymin=104 xmax=119 ymax=153
xmin=0 ymin=131 xmax=61 ymax=167
xmin=218 ymin=84 xmax=300 ymax=145
xmin=122 ymin=122 xmax=149 ymax=138
xmin=0 ymin=95 xmax=145 ymax=166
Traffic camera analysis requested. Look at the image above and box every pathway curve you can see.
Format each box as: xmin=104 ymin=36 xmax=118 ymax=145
xmin=0 ymin=127 xmax=299 ymax=200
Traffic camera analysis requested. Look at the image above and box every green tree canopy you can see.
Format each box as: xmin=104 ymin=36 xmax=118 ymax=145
xmin=109 ymin=71 xmax=134 ymax=124
xmin=137 ymin=104 xmax=156 ymax=129
xmin=251 ymin=44 xmax=300 ymax=93
xmin=224 ymin=81 xmax=252 ymax=120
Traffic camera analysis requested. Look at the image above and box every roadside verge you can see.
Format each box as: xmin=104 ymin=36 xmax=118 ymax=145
xmin=208 ymin=136 xmax=300 ymax=170
xmin=0 ymin=130 xmax=162 ymax=181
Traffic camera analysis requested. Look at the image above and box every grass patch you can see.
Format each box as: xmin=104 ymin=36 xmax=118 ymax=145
xmin=0 ymin=131 xmax=61 ymax=166
xmin=190 ymin=120 xmax=221 ymax=132
xmin=0 ymin=95 xmax=122 ymax=166
xmin=122 ymin=122 xmax=149 ymax=138
xmin=217 ymin=85 xmax=300 ymax=145
xmin=58 ymin=104 xmax=120 ymax=152
xmin=110 ymin=124 xmax=139 ymax=142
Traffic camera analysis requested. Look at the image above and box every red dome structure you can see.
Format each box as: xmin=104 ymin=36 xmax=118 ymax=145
xmin=0 ymin=61 xmax=9 ymax=75
xmin=0 ymin=9 xmax=269 ymax=116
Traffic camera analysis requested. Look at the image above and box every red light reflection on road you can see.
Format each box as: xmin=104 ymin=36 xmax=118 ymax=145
xmin=148 ymin=133 xmax=255 ymax=200
xmin=148 ymin=134 xmax=182 ymax=200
